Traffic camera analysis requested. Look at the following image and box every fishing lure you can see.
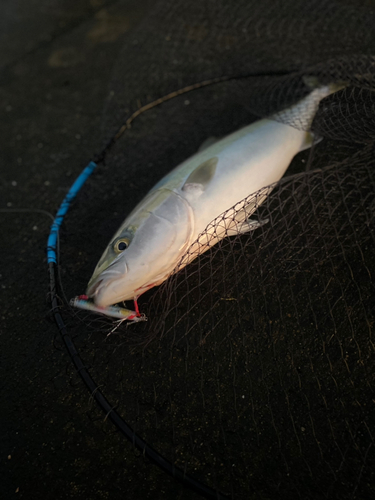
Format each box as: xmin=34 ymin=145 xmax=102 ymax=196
xmin=71 ymin=295 xmax=147 ymax=322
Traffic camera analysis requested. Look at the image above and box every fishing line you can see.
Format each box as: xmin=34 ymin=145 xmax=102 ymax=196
xmin=95 ymin=69 xmax=293 ymax=164
xmin=0 ymin=207 xmax=55 ymax=221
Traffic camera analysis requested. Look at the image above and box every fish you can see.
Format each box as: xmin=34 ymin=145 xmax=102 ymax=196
xmin=86 ymin=78 xmax=344 ymax=310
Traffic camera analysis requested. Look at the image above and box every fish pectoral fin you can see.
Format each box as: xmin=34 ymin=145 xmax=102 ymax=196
xmin=181 ymin=157 xmax=218 ymax=193
xmin=226 ymin=217 xmax=269 ymax=236
xmin=180 ymin=182 xmax=205 ymax=199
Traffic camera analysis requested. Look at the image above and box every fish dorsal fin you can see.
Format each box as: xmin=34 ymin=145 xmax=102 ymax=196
xmin=182 ymin=157 xmax=218 ymax=193
xmin=197 ymin=136 xmax=219 ymax=152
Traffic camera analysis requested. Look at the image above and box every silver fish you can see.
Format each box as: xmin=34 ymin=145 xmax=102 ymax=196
xmin=87 ymin=80 xmax=343 ymax=309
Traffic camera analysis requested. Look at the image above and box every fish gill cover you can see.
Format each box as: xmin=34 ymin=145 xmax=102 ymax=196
xmin=54 ymin=0 xmax=375 ymax=498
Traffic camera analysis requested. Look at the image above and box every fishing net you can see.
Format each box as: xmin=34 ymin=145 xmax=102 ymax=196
xmin=51 ymin=0 xmax=375 ymax=498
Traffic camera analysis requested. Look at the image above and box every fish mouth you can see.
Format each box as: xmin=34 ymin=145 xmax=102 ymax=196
xmin=86 ymin=278 xmax=103 ymax=298
xmin=87 ymin=275 xmax=121 ymax=307
xmin=86 ymin=260 xmax=129 ymax=305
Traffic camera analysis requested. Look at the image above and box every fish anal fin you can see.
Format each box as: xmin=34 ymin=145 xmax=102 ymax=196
xmin=226 ymin=217 xmax=269 ymax=236
xmin=182 ymin=157 xmax=218 ymax=192
xmin=299 ymin=131 xmax=322 ymax=152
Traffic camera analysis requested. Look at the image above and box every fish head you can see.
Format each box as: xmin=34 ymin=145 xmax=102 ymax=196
xmin=86 ymin=189 xmax=193 ymax=307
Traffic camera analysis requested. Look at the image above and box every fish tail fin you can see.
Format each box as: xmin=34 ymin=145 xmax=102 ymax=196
xmin=290 ymin=75 xmax=348 ymax=133
xmin=303 ymin=75 xmax=347 ymax=98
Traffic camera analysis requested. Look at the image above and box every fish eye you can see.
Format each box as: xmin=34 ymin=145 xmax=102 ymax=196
xmin=114 ymin=237 xmax=130 ymax=254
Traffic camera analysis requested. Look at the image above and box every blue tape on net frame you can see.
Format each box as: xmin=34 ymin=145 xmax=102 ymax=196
xmin=47 ymin=161 xmax=98 ymax=264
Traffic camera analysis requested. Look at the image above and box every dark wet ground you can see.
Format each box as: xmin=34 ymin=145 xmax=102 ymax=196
xmin=0 ymin=1 xmax=196 ymax=498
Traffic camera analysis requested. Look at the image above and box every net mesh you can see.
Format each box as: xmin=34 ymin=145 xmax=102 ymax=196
xmin=58 ymin=0 xmax=375 ymax=497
